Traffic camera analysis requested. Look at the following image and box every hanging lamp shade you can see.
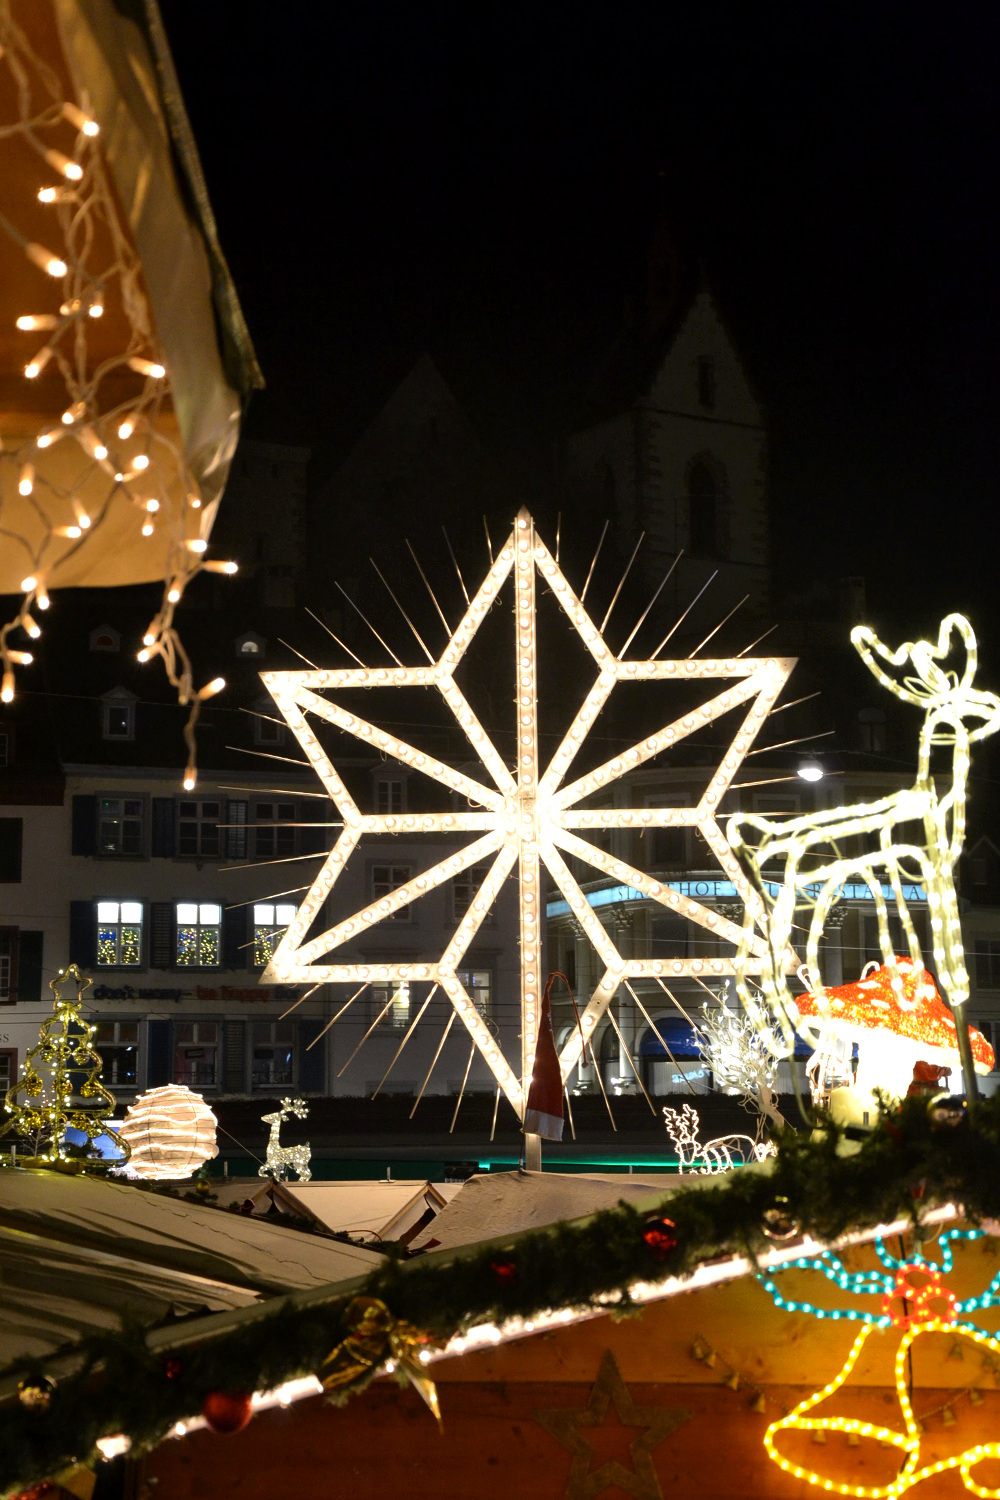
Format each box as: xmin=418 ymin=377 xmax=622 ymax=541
xmin=117 ymin=1084 xmax=219 ymax=1180
xmin=0 ymin=0 xmax=260 ymax=599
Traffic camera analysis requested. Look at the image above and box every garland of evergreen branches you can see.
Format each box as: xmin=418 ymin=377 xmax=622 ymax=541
xmin=3 ymin=1092 xmax=1000 ymax=1498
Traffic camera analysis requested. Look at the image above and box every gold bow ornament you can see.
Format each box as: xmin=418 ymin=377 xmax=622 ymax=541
xmin=319 ymin=1297 xmax=443 ymax=1427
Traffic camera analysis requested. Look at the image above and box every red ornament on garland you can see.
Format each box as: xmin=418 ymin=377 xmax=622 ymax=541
xmin=490 ymin=1258 xmax=518 ymax=1284
xmin=201 ymin=1389 xmax=254 ymax=1434
xmin=641 ymin=1216 xmax=678 ymax=1261
xmin=162 ymin=1357 xmax=183 ymax=1381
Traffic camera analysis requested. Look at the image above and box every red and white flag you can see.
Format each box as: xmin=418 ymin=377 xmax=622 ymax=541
xmin=524 ymin=978 xmax=564 ymax=1140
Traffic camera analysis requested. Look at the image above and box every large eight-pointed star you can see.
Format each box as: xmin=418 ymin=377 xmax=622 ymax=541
xmin=261 ymin=511 xmax=795 ymax=1117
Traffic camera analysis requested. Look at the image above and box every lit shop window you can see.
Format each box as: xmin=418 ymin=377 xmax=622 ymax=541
xmin=175 ymin=902 xmax=222 ymax=967
xmin=372 ymin=980 xmax=411 ymax=1029
xmin=251 ymin=1020 xmax=294 ymax=1088
xmin=98 ymin=796 xmax=144 ymax=856
xmin=177 ymin=799 xmax=221 ymax=858
xmin=458 ymin=968 xmax=491 ymax=1021
xmin=253 ymin=902 xmax=297 ymax=967
xmin=94 ymin=1020 xmax=138 ymax=1087
xmin=174 ymin=1021 xmax=218 ymax=1087
xmin=97 ymin=901 xmax=143 ymax=966
xmin=253 ymin=802 xmax=296 ymax=858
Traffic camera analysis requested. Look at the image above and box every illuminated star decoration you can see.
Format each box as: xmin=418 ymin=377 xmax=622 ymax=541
xmin=534 ymin=1349 xmax=691 ymax=1500
xmin=262 ymin=510 xmax=794 ymax=1116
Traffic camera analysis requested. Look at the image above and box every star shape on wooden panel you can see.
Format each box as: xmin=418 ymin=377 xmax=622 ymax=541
xmin=534 ymin=1349 xmax=692 ymax=1500
xmin=260 ymin=509 xmax=794 ymax=1115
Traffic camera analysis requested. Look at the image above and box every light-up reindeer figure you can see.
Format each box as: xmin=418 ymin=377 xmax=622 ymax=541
xmin=259 ymin=1096 xmax=312 ymax=1182
xmin=663 ymin=1101 xmax=775 ymax=1173
xmin=728 ymin=615 xmax=1000 ymax=1087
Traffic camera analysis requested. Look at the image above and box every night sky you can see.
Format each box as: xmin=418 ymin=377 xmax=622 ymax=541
xmin=161 ymin=3 xmax=998 ymax=644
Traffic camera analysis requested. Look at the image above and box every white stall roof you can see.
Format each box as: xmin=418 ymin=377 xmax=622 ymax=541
xmin=410 ymin=1170 xmax=684 ymax=1251
xmin=262 ymin=1179 xmax=453 ymax=1243
xmin=0 ymin=1168 xmax=383 ymax=1365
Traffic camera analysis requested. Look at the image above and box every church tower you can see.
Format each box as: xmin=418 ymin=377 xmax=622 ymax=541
xmin=564 ymin=222 xmax=769 ymax=632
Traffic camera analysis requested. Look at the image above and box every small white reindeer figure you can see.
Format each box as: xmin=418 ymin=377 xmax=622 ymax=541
xmin=259 ymin=1096 xmax=312 ymax=1182
xmin=729 ymin=615 xmax=1000 ymax=1063
xmin=663 ymin=1102 xmax=775 ymax=1175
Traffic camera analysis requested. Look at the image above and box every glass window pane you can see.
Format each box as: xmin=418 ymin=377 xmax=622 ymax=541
xmin=276 ymin=904 xmax=297 ymax=924
xmin=97 ymin=901 xmax=119 ymax=921
xmin=176 ymin=903 xmax=198 ymax=924
xmin=176 ymin=927 xmax=198 ymax=964
xmin=253 ymin=904 xmax=273 ymax=924
xmin=120 ymin=902 xmax=142 ymax=923
xmin=200 ymin=903 xmax=221 ymax=924
xmin=119 ymin=1022 xmax=139 ymax=1042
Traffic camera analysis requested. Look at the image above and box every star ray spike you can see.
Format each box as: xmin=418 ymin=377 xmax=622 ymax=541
xmin=261 ymin=510 xmax=796 ymax=1117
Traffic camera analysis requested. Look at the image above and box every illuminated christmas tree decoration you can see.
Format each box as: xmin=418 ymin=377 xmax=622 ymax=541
xmin=0 ymin=965 xmax=128 ymax=1164
xmin=729 ymin=615 xmax=1000 ymax=1072
xmin=262 ymin=510 xmax=795 ymax=1114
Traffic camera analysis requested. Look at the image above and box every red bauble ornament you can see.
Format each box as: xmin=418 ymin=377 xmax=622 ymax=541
xmin=162 ymin=1358 xmax=183 ymax=1380
xmin=642 ymin=1216 xmax=678 ymax=1260
xmin=201 ymin=1389 xmax=254 ymax=1434
xmin=490 ymin=1258 xmax=517 ymax=1284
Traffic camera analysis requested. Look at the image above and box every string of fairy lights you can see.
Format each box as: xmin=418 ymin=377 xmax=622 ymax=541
xmin=0 ymin=4 xmax=236 ymax=788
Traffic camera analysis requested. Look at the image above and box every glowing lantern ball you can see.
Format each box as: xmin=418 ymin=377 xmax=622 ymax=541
xmin=797 ymin=959 xmax=994 ymax=1127
xmin=118 ymin=1084 xmax=219 ymax=1180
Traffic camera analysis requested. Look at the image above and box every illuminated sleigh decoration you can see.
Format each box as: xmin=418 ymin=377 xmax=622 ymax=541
xmin=728 ymin=615 xmax=1000 ymax=1074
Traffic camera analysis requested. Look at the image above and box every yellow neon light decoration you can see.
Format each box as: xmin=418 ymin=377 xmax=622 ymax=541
xmin=765 ymin=1318 xmax=1000 ymax=1498
xmin=260 ymin=510 xmax=795 ymax=1115
xmin=729 ymin=614 xmax=1000 ymax=1062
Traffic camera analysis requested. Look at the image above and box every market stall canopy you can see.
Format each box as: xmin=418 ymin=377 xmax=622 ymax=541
xmin=410 ymin=1170 xmax=688 ymax=1253
xmin=0 ymin=1168 xmax=383 ymax=1364
xmin=257 ymin=1178 xmax=458 ymax=1244
xmin=0 ymin=0 xmax=260 ymax=598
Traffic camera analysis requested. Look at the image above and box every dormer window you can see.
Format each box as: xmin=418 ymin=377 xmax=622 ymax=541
xmin=375 ymin=777 xmax=404 ymax=815
xmin=858 ymin=707 xmax=887 ymax=754
xmin=253 ymin=696 xmax=284 ymax=747
xmin=236 ymin=630 xmax=266 ymax=659
xmin=101 ymin=688 xmax=136 ymax=742
xmin=89 ymin=625 xmax=120 ymax=653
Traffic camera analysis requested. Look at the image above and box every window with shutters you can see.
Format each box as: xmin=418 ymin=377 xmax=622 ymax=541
xmin=0 ymin=818 xmax=22 ymax=882
xmin=253 ymin=711 xmax=284 ymax=746
xmin=0 ymin=729 xmax=9 ymax=769
xmin=253 ymin=802 xmax=296 ymax=858
xmin=0 ymin=929 xmax=16 ymax=1004
xmin=97 ymin=796 xmax=144 ymax=856
xmin=452 ymin=866 xmax=491 ymax=923
xmin=0 ymin=1048 xmax=14 ymax=1091
xmin=371 ymin=864 xmax=411 ymax=921
xmin=175 ymin=902 xmax=222 ymax=967
xmin=94 ymin=1020 xmax=138 ymax=1087
xmin=253 ymin=902 xmax=297 ymax=967
xmin=975 ymin=940 xmax=1000 ymax=990
xmin=96 ymin=901 xmax=143 ymax=966
xmin=177 ymin=800 xmax=221 ymax=858
xmin=174 ymin=1021 xmax=218 ymax=1087
xmin=251 ymin=1021 xmax=295 ymax=1088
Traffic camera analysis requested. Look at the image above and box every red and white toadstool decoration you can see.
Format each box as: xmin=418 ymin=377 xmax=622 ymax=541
xmin=795 ymin=958 xmax=994 ymax=1125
